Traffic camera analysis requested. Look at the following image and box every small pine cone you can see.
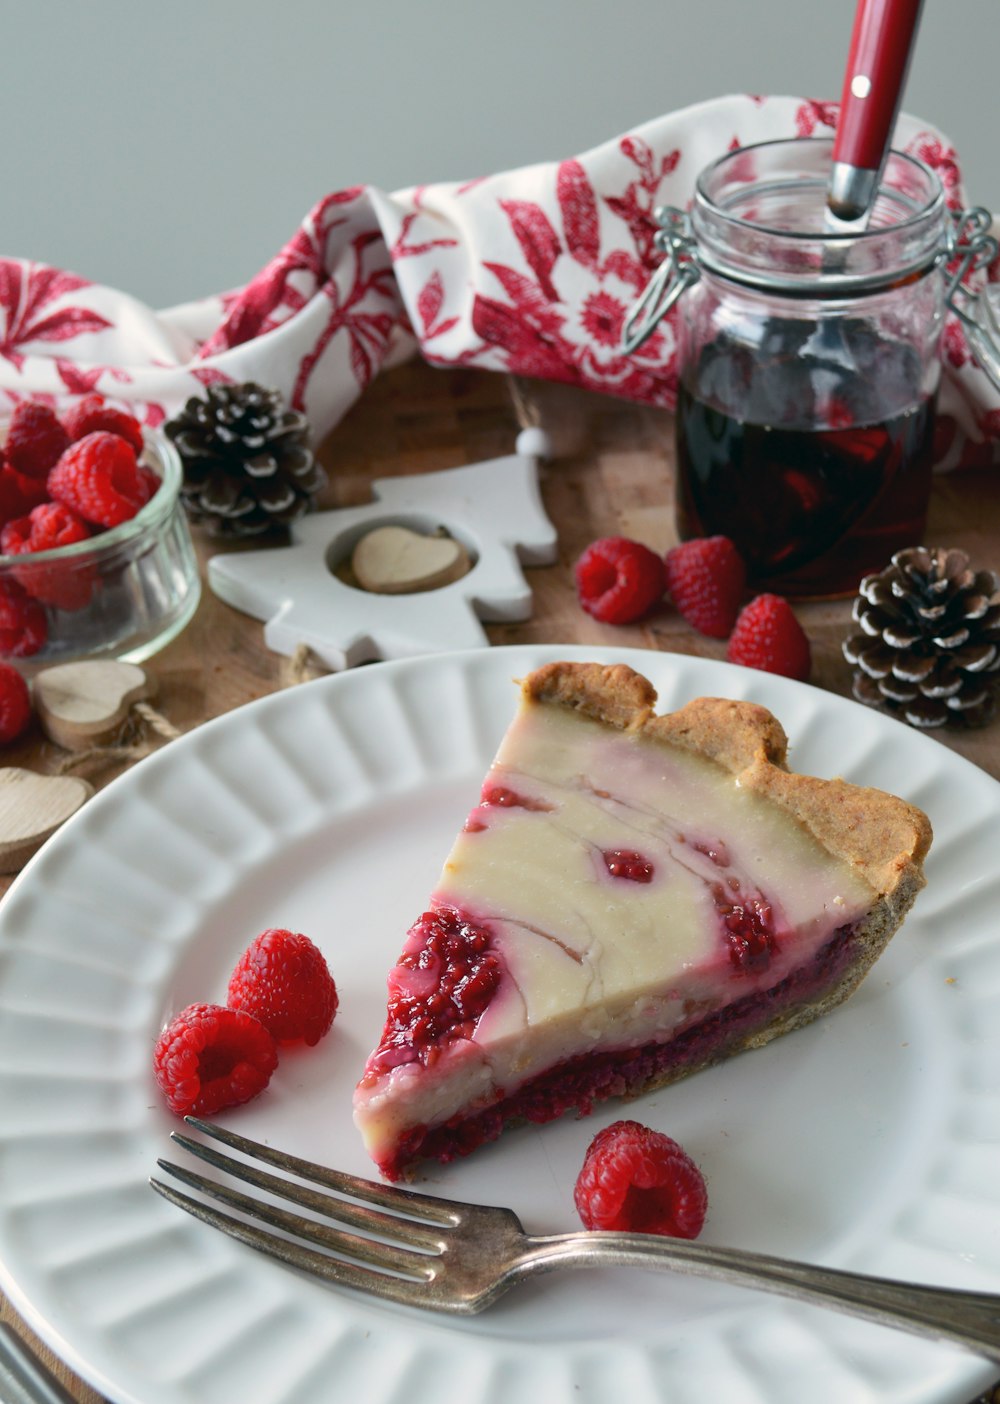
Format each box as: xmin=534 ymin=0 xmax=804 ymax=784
xmin=843 ymin=546 xmax=1000 ymax=728
xmin=165 ymin=383 xmax=326 ymax=538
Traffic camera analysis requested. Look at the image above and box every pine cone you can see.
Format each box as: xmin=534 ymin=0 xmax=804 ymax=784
xmin=843 ymin=546 xmax=1000 ymax=728
xmin=165 ymin=383 xmax=326 ymax=538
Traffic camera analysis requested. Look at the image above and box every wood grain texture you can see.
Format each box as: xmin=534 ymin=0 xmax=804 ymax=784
xmin=1 ymin=357 xmax=998 ymax=1404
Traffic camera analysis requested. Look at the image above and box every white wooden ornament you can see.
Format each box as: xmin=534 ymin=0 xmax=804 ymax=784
xmin=33 ymin=660 xmax=154 ymax=751
xmin=208 ymin=452 xmax=558 ymax=670
xmin=0 ymin=768 xmax=94 ymax=873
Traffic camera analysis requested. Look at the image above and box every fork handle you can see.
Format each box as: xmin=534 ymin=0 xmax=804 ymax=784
xmin=519 ymin=1233 xmax=1000 ymax=1362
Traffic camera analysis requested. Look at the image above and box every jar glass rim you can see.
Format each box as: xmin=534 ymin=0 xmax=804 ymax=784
xmin=687 ymin=136 xmax=949 ymax=296
xmin=693 ymin=136 xmax=946 ymax=241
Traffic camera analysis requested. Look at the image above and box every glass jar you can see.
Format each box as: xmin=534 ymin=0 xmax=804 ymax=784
xmin=624 ymin=137 xmax=997 ymax=597
xmin=0 ymin=429 xmax=201 ymax=671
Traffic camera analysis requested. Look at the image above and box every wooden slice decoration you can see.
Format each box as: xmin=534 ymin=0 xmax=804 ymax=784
xmin=33 ymin=660 xmax=155 ymax=751
xmin=0 ymin=768 xmax=94 ymax=873
xmin=352 ymin=525 xmax=472 ymax=595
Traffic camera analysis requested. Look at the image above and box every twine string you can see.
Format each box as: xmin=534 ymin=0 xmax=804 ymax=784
xmin=53 ymin=700 xmax=181 ymax=773
xmin=132 ymin=701 xmax=182 ymax=740
xmin=281 ymin=642 xmax=326 ymax=687
xmin=507 ymin=375 xmax=543 ymax=430
xmin=53 ymin=653 xmax=326 ymax=776
xmin=54 ymin=740 xmax=155 ymax=774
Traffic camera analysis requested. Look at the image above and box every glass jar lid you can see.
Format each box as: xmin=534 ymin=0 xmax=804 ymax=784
xmin=690 ymin=137 xmax=946 ymax=297
xmin=622 ymin=137 xmax=1000 ymax=391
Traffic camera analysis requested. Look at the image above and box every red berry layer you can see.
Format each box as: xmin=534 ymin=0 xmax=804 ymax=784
xmin=372 ymin=920 xmax=860 ymax=1180
xmin=366 ymin=906 xmax=503 ymax=1076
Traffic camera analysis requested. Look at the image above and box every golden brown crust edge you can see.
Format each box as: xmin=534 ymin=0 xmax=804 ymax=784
xmin=628 ymin=871 xmax=924 ymax=1104
xmin=523 ymin=660 xmax=932 ymax=1097
xmin=522 ymin=660 xmax=932 ymax=903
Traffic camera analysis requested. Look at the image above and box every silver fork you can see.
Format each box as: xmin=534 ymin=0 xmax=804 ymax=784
xmin=151 ymin=1116 xmax=1000 ymax=1363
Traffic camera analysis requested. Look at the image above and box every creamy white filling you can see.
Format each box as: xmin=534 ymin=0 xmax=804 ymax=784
xmin=354 ymin=701 xmax=875 ymax=1161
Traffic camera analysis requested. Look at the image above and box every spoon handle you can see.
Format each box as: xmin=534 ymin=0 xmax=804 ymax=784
xmin=828 ymin=0 xmax=925 ymax=222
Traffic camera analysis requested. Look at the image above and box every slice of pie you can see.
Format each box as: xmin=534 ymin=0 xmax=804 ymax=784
xmin=354 ymin=661 xmax=931 ymax=1180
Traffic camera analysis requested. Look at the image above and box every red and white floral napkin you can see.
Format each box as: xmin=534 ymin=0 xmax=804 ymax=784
xmin=0 ymin=95 xmax=996 ymax=467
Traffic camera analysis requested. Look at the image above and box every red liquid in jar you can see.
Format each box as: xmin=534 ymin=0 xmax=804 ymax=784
xmin=674 ymin=326 xmax=937 ymax=597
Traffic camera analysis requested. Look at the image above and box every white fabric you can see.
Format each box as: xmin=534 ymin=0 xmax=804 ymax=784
xmin=0 ymin=96 xmax=995 ymax=465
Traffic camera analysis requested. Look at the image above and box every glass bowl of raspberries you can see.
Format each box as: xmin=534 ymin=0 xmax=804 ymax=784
xmin=0 ymin=397 xmax=201 ymax=669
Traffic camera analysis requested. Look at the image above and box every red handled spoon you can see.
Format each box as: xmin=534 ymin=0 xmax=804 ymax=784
xmin=827 ymin=0 xmax=925 ymax=223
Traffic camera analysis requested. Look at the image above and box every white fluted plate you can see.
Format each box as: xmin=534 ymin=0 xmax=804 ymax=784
xmin=1 ymin=645 xmax=999 ymax=1404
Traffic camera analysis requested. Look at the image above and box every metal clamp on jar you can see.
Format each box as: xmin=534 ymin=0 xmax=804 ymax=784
xmin=623 ymin=137 xmax=998 ymax=597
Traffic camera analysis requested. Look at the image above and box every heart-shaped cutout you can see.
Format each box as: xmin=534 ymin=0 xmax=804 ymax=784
xmin=0 ymin=768 xmax=94 ymax=872
xmin=33 ymin=660 xmax=154 ymax=751
xmin=352 ymin=525 xmax=472 ymax=595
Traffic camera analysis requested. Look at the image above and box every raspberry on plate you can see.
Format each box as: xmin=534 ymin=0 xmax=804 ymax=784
xmin=4 ymin=402 xmax=70 ymax=480
xmin=727 ymin=593 xmax=812 ymax=681
xmin=574 ymin=1119 xmax=708 ymax=1238
xmin=62 ymin=395 xmax=145 ymax=455
xmin=664 ymin=535 xmax=746 ymax=639
xmin=0 ymin=661 xmax=31 ymax=743
xmin=47 ymin=432 xmax=148 ymax=529
xmin=575 ymin=536 xmax=665 ymax=625
xmin=153 ymin=1002 xmax=279 ymax=1117
xmin=0 ymin=577 xmax=47 ymax=657
xmin=227 ymin=928 xmax=338 ymax=1046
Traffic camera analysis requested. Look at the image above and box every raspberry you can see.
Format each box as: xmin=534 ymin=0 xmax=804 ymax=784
xmin=2 ymin=502 xmax=90 ymax=554
xmin=62 ymin=395 xmax=144 ymax=454
xmin=0 ymin=661 xmax=31 ymax=743
xmin=47 ymin=432 xmax=147 ymax=529
xmin=575 ymin=536 xmax=665 ymax=625
xmin=664 ymin=535 xmax=746 ymax=639
xmin=726 ymin=593 xmax=812 ymax=681
xmin=716 ymin=886 xmax=778 ymax=973
xmin=0 ymin=577 xmax=47 ymax=657
xmin=602 ymin=849 xmax=654 ymax=882
xmin=227 ymin=928 xmax=338 ymax=1046
xmin=0 ymin=464 xmax=49 ymax=528
xmin=137 ymin=465 xmax=161 ymax=504
xmin=4 ymin=402 xmax=70 ymax=479
xmin=1 ymin=503 xmax=95 ymax=610
xmin=369 ymin=907 xmax=500 ymax=1073
xmin=574 ymin=1120 xmax=708 ymax=1237
xmin=152 ymin=1002 xmax=278 ymax=1117
xmin=0 ymin=516 xmax=30 ymax=556
xmin=479 ymin=783 xmax=551 ymax=812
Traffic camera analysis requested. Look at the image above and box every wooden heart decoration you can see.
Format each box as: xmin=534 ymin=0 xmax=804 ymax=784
xmin=352 ymin=525 xmax=472 ymax=595
xmin=33 ymin=660 xmax=155 ymax=751
xmin=0 ymin=768 xmax=94 ymax=873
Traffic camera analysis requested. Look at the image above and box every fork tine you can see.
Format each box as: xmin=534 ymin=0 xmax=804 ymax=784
xmin=181 ymin=1117 xmax=462 ymax=1221
xmin=149 ymin=1176 xmax=433 ymax=1309
xmin=169 ymin=1131 xmax=448 ymax=1253
xmin=155 ymin=1158 xmax=435 ymax=1278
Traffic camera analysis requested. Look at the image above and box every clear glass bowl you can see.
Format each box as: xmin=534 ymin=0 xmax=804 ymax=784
xmin=0 ymin=429 xmax=201 ymax=671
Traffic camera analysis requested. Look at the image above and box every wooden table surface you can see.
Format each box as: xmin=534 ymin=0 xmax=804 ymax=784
xmin=1 ymin=357 xmax=999 ymax=1403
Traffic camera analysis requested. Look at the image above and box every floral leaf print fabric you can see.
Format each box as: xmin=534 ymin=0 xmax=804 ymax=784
xmin=0 ymin=96 xmax=995 ymax=465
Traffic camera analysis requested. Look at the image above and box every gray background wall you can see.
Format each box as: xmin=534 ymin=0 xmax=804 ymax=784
xmin=2 ymin=0 xmax=995 ymax=310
